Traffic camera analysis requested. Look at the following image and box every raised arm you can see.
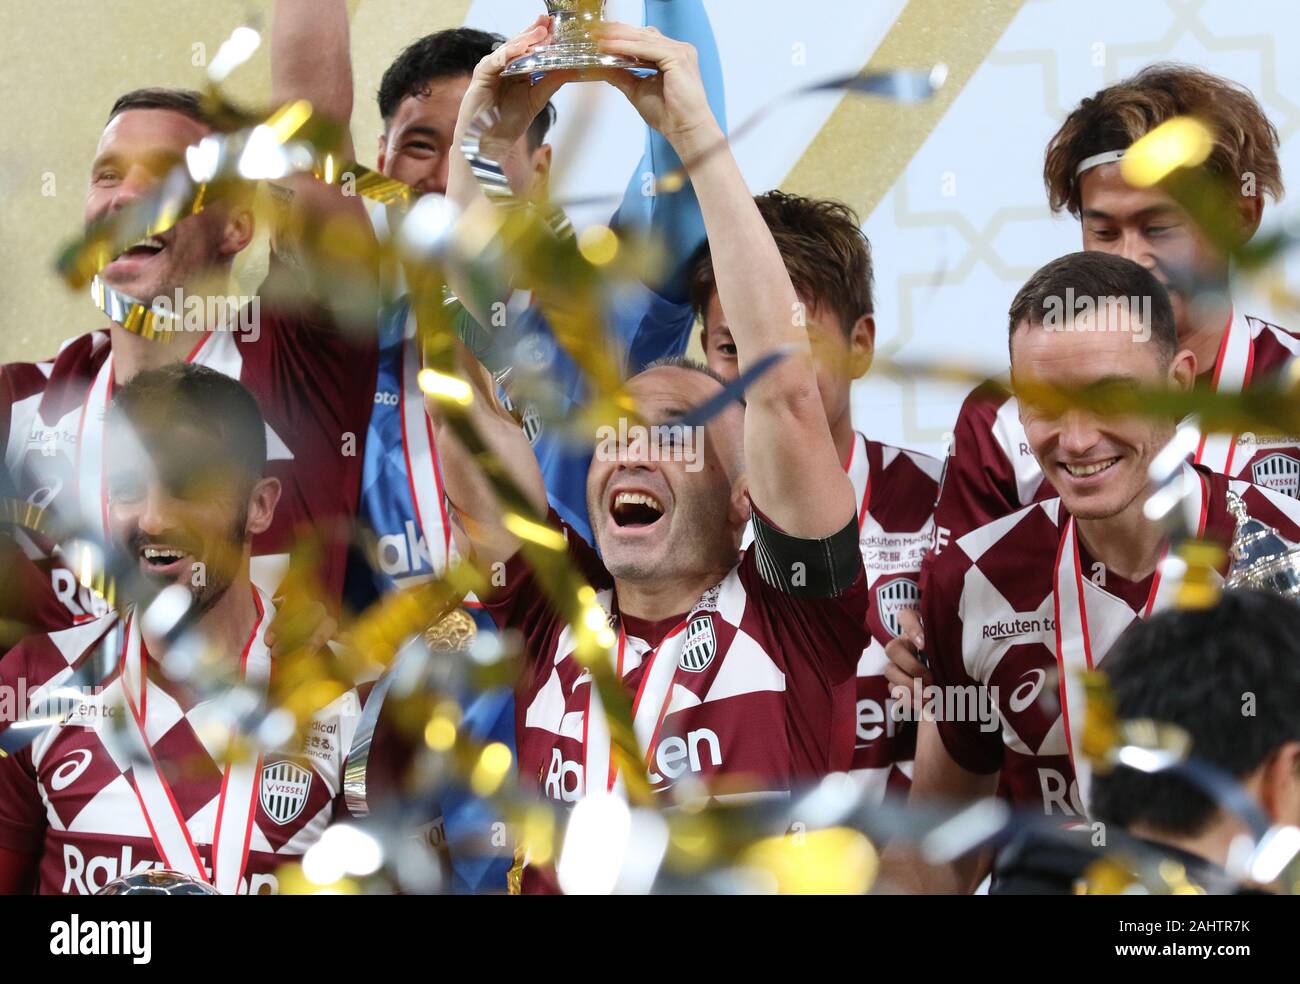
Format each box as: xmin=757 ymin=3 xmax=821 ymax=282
xmin=427 ymin=343 xmax=550 ymax=566
xmin=598 ymin=25 xmax=856 ymax=539
xmin=612 ymin=0 xmax=727 ymax=304
xmin=269 ymin=0 xmax=372 ymax=263
xmin=444 ymin=19 xmax=570 ymax=329
xmin=271 ymin=0 xmax=356 ymax=161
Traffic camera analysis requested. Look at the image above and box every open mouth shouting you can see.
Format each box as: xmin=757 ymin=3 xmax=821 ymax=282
xmin=609 ymin=489 xmax=667 ymax=533
xmin=105 ymin=232 xmax=169 ymax=281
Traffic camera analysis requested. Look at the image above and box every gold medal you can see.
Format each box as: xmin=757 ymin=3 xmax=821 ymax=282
xmin=424 ymin=607 xmax=478 ymax=652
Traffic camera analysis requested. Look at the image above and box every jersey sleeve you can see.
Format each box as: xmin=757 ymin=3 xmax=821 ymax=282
xmin=920 ymin=546 xmax=1005 ymax=775
xmin=739 ymin=505 xmax=871 ymax=684
xmin=610 ymin=0 xmax=726 ymax=306
xmin=0 ymin=644 xmax=47 ymax=856
xmin=0 ymin=542 xmax=81 ymax=654
xmin=933 ymin=383 xmax=1023 ymax=548
xmin=252 ymin=265 xmax=380 ymax=604
xmin=735 ymin=528 xmax=869 ymax=776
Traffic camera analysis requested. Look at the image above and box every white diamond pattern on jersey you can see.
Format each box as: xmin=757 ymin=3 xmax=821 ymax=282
xmin=523 ymin=568 xmax=786 ymax=802
xmin=18 ymin=609 xmax=361 ymax=894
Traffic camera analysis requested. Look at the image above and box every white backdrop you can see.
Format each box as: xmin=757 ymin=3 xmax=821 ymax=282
xmin=465 ymin=0 xmax=1300 ymax=458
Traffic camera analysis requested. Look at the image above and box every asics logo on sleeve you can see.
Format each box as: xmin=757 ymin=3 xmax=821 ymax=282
xmin=49 ymin=749 xmax=94 ymax=791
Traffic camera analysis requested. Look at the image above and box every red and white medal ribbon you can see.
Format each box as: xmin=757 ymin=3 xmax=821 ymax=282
xmin=75 ymin=354 xmax=115 ymax=543
xmin=400 ymin=328 xmax=453 ymax=573
xmin=1053 ymin=466 xmax=1208 ymax=811
xmin=582 ymin=603 xmax=693 ymax=799
xmin=118 ymin=588 xmax=272 ymax=894
xmin=1195 ymin=309 xmax=1253 ymax=476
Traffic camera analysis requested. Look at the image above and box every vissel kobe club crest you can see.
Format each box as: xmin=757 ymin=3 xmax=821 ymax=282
xmin=260 ymin=761 xmax=313 ymax=825
xmin=1252 ymin=453 xmax=1300 ymax=499
xmin=876 ymin=578 xmax=920 ymax=638
xmin=679 ymin=614 xmax=717 ymax=672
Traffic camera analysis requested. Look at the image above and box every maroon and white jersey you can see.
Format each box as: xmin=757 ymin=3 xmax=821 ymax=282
xmin=933 ymin=312 xmax=1300 ymax=549
xmin=0 ymin=590 xmax=367 ymax=895
xmin=922 ymin=464 xmax=1300 ymax=818
xmin=844 ymin=433 xmax=940 ymax=800
xmin=0 ymin=283 xmax=377 ymax=623
xmin=484 ymin=508 xmax=868 ymax=807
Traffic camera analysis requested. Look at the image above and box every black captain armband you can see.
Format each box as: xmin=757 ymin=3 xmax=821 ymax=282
xmin=751 ymin=510 xmax=862 ymax=599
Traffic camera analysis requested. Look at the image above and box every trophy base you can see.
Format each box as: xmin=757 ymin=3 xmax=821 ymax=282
xmin=501 ymin=44 xmax=656 ymax=79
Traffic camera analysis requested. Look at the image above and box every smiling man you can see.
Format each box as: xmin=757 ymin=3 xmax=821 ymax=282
xmin=0 ymin=365 xmax=370 ymax=895
xmin=890 ymin=251 xmax=1300 ymax=893
xmin=433 ymin=23 xmax=871 ymax=893
xmin=933 ymin=64 xmax=1298 ymax=554
xmin=0 ymin=87 xmax=377 ymax=643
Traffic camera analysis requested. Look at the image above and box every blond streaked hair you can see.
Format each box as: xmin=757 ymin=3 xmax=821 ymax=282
xmin=1044 ymin=63 xmax=1283 ymax=216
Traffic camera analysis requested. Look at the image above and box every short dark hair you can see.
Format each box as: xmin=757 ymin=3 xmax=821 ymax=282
xmin=1091 ymin=589 xmax=1300 ymax=837
xmin=109 ymin=363 xmax=267 ymax=482
xmin=378 ymin=28 xmax=556 ymax=150
xmin=108 ymin=87 xmax=212 ymax=128
xmin=1045 ymin=63 xmax=1283 ymax=217
xmin=690 ymin=191 xmax=874 ymax=338
xmin=1007 ymin=251 xmax=1177 ymax=361
xmin=640 ymin=355 xmax=736 ymax=396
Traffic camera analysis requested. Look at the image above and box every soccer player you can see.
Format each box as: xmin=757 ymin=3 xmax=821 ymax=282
xmin=935 ymin=65 xmax=1297 ymax=554
xmin=695 ymin=192 xmax=941 ymax=800
xmin=891 ymin=251 xmax=1300 ymax=894
xmin=271 ymin=0 xmax=727 ymax=590
xmin=991 ymin=588 xmax=1300 ymax=895
xmin=0 ymin=87 xmax=377 ymax=633
xmin=0 ymin=365 xmax=371 ymax=895
xmin=270 ymin=1 xmax=724 ymax=892
xmin=435 ymin=23 xmax=871 ymax=892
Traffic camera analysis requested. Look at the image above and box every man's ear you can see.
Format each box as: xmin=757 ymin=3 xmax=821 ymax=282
xmin=1170 ymin=347 xmax=1198 ymax=390
xmin=377 ymin=132 xmax=389 ymax=174
xmin=729 ymin=474 xmax=752 ymax=530
xmin=1235 ymin=190 xmax=1265 ymax=245
xmin=847 ymin=314 xmax=876 ymax=379
xmin=529 ymin=142 xmax=553 ymax=201
xmin=219 ymin=205 xmax=255 ymax=259
xmin=246 ymin=477 xmax=282 ymax=538
xmin=1257 ymin=740 xmax=1300 ymax=827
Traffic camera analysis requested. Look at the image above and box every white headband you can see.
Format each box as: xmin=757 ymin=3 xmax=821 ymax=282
xmin=1075 ymin=149 xmax=1126 ymax=176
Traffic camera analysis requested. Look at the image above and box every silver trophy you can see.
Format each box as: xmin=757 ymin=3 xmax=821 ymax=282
xmin=1225 ymin=491 xmax=1300 ymax=598
xmin=502 ymin=1 xmax=653 ymax=78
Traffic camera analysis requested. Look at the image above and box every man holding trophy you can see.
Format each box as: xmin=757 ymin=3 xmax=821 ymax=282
xmin=436 ymin=16 xmax=875 ymax=892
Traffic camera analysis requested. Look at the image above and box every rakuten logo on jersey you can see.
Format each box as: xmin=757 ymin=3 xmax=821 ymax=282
xmin=52 ymin=568 xmax=110 ymax=622
xmin=856 ymin=697 xmax=904 ymax=745
xmin=1038 ymin=768 xmax=1085 ymax=816
xmin=542 ymin=728 xmax=724 ymax=801
xmin=647 ymin=728 xmax=722 ymax=786
xmin=62 ymin=844 xmax=278 ymax=895
xmin=374 ymin=520 xmax=435 ymax=576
